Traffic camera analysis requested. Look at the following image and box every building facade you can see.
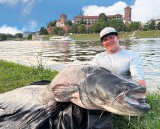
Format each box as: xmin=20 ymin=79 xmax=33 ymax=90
xmin=73 ymin=16 xmax=99 ymax=25
xmin=47 ymin=13 xmax=70 ymax=34
xmin=73 ymin=14 xmax=123 ymax=25
xmin=56 ymin=13 xmax=67 ymax=27
xmin=73 ymin=6 xmax=131 ymax=25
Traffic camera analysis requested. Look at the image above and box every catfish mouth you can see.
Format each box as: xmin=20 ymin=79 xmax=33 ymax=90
xmin=122 ymin=87 xmax=150 ymax=114
xmin=124 ymin=95 xmax=150 ymax=113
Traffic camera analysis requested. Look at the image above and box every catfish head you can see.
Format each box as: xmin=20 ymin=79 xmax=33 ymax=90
xmin=79 ymin=67 xmax=150 ymax=116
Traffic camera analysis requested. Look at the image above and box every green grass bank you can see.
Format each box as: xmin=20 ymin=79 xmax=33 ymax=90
xmin=43 ymin=30 xmax=160 ymax=41
xmin=69 ymin=30 xmax=160 ymax=40
xmin=0 ymin=60 xmax=58 ymax=93
xmin=0 ymin=60 xmax=159 ymax=129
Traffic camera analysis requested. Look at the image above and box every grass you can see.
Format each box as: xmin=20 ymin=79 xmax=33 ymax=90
xmin=0 ymin=60 xmax=58 ymax=93
xmin=135 ymin=30 xmax=160 ymax=38
xmin=0 ymin=60 xmax=159 ymax=129
xmin=70 ymin=33 xmax=100 ymax=40
xmin=113 ymin=92 xmax=160 ymax=129
xmin=69 ymin=30 xmax=160 ymax=40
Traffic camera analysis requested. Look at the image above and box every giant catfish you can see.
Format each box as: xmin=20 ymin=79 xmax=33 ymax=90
xmin=0 ymin=65 xmax=150 ymax=129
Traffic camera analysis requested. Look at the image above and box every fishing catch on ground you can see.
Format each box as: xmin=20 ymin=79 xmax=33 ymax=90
xmin=0 ymin=65 xmax=150 ymax=129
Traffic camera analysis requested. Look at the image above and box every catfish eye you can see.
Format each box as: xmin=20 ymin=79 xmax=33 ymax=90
xmin=113 ymin=84 xmax=128 ymax=94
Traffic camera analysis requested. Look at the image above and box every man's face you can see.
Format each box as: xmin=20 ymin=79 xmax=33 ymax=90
xmin=102 ymin=34 xmax=120 ymax=54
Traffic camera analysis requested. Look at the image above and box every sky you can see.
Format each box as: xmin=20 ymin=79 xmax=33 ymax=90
xmin=0 ymin=0 xmax=160 ymax=35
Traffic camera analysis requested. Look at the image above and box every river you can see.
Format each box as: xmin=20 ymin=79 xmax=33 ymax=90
xmin=0 ymin=39 xmax=160 ymax=93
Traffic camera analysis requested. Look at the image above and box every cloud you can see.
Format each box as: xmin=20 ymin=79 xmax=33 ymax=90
xmin=22 ymin=0 xmax=37 ymax=14
xmin=0 ymin=20 xmax=37 ymax=35
xmin=0 ymin=25 xmax=22 ymax=35
xmin=0 ymin=0 xmax=18 ymax=6
xmin=0 ymin=0 xmax=38 ymax=14
xmin=82 ymin=0 xmax=160 ymax=23
xmin=131 ymin=0 xmax=160 ymax=23
xmin=22 ymin=20 xmax=38 ymax=32
xmin=29 ymin=20 xmax=38 ymax=31
xmin=82 ymin=1 xmax=127 ymax=16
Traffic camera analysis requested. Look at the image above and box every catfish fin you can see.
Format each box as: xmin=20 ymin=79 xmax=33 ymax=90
xmin=53 ymin=83 xmax=79 ymax=102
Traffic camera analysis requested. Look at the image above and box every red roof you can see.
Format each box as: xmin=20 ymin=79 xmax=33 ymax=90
xmin=74 ymin=16 xmax=99 ymax=19
xmin=74 ymin=14 xmax=123 ymax=19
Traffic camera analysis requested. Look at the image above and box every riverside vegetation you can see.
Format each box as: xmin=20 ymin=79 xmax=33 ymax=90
xmin=69 ymin=30 xmax=160 ymax=40
xmin=0 ymin=60 xmax=159 ymax=129
xmin=43 ymin=30 xmax=160 ymax=41
xmin=0 ymin=60 xmax=58 ymax=93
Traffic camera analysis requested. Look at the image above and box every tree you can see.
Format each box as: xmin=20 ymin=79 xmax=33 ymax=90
xmin=148 ymin=20 xmax=156 ymax=30
xmin=78 ymin=24 xmax=86 ymax=33
xmin=6 ymin=34 xmax=14 ymax=39
xmin=46 ymin=20 xmax=57 ymax=28
xmin=142 ymin=24 xmax=148 ymax=31
xmin=106 ymin=19 xmax=125 ymax=31
xmin=39 ymin=27 xmax=48 ymax=35
xmin=15 ymin=33 xmax=23 ymax=38
xmin=92 ymin=22 xmax=105 ymax=33
xmin=66 ymin=20 xmax=73 ymax=26
xmin=52 ymin=27 xmax=65 ymax=35
xmin=0 ymin=34 xmax=7 ymax=41
xmin=156 ymin=22 xmax=160 ymax=30
xmin=86 ymin=26 xmax=93 ymax=33
xmin=69 ymin=25 xmax=78 ymax=33
xmin=98 ymin=13 xmax=107 ymax=23
xmin=27 ymin=34 xmax=32 ymax=40
xmin=129 ymin=22 xmax=141 ymax=31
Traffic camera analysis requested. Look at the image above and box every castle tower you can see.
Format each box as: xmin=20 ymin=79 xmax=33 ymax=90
xmin=60 ymin=13 xmax=67 ymax=24
xmin=123 ymin=6 xmax=132 ymax=24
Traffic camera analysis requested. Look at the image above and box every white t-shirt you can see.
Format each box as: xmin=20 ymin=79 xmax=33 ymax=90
xmin=91 ymin=48 xmax=144 ymax=82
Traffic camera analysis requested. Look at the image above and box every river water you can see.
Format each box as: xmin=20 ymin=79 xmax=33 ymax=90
xmin=0 ymin=39 xmax=160 ymax=92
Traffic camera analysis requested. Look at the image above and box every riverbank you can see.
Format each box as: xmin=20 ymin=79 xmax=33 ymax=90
xmin=0 ymin=60 xmax=159 ymax=129
xmin=69 ymin=30 xmax=160 ymax=40
xmin=0 ymin=60 xmax=58 ymax=93
xmin=43 ymin=30 xmax=160 ymax=41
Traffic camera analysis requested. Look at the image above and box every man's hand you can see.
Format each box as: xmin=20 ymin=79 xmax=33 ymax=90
xmin=137 ymin=80 xmax=146 ymax=87
xmin=137 ymin=80 xmax=147 ymax=97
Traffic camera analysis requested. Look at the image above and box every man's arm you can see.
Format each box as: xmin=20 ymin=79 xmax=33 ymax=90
xmin=130 ymin=53 xmax=146 ymax=87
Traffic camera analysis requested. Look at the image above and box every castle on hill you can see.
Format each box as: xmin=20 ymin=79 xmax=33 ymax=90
xmin=48 ymin=6 xmax=132 ymax=33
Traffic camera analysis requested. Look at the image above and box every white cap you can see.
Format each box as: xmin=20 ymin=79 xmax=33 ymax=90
xmin=100 ymin=27 xmax=118 ymax=41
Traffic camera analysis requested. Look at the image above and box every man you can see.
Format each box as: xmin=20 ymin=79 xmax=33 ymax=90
xmin=88 ymin=27 xmax=146 ymax=129
xmin=92 ymin=27 xmax=146 ymax=87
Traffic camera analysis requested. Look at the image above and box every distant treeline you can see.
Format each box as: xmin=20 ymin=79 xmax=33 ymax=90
xmin=0 ymin=33 xmax=32 ymax=41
